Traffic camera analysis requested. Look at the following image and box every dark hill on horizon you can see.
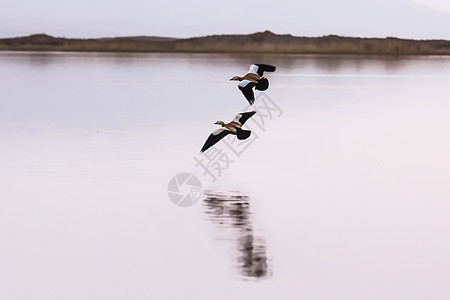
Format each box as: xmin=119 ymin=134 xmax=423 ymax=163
xmin=1 ymin=31 xmax=450 ymax=55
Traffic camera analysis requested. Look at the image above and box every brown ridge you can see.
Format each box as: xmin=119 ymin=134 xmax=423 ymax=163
xmin=1 ymin=31 xmax=450 ymax=55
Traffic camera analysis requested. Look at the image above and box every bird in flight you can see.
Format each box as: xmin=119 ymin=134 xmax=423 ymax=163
xmin=230 ymin=64 xmax=276 ymax=105
xmin=200 ymin=111 xmax=257 ymax=153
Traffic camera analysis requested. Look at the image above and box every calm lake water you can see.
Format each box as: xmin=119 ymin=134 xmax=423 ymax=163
xmin=1 ymin=52 xmax=450 ymax=299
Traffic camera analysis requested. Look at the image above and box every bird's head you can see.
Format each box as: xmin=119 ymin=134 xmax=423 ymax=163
xmin=229 ymin=76 xmax=242 ymax=81
xmin=214 ymin=121 xmax=225 ymax=126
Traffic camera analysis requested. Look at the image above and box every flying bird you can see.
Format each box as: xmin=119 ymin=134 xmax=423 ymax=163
xmin=201 ymin=111 xmax=257 ymax=153
xmin=230 ymin=64 xmax=276 ymax=105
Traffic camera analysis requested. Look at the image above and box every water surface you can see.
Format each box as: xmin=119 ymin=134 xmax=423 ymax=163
xmin=1 ymin=52 xmax=450 ymax=299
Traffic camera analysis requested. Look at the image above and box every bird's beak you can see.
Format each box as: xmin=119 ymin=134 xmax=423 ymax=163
xmin=229 ymin=78 xmax=233 ymax=81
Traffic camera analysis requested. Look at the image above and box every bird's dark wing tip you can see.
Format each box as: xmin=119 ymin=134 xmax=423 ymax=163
xmin=200 ymin=130 xmax=230 ymax=153
xmin=238 ymin=111 xmax=257 ymax=125
xmin=239 ymin=84 xmax=255 ymax=104
xmin=254 ymin=64 xmax=276 ymax=76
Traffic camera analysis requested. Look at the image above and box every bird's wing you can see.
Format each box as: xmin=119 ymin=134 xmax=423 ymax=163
xmin=238 ymin=80 xmax=255 ymax=105
xmin=248 ymin=64 xmax=260 ymax=75
xmin=251 ymin=64 xmax=277 ymax=76
xmin=200 ymin=128 xmax=231 ymax=153
xmin=232 ymin=111 xmax=257 ymax=125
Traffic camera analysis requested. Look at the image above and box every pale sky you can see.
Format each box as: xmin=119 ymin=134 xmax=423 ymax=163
xmin=1 ymin=0 xmax=450 ymax=39
xmin=414 ymin=0 xmax=450 ymax=11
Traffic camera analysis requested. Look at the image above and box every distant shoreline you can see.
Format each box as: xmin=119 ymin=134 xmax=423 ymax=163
xmin=1 ymin=31 xmax=450 ymax=55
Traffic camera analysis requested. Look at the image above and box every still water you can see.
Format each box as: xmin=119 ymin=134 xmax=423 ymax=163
xmin=1 ymin=52 xmax=450 ymax=299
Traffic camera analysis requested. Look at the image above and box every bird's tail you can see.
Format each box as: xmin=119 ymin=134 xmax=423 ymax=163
xmin=236 ymin=128 xmax=251 ymax=140
xmin=255 ymin=78 xmax=269 ymax=91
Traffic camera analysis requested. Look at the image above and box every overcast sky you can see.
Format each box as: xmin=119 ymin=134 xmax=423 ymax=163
xmin=413 ymin=0 xmax=450 ymax=11
xmin=1 ymin=0 xmax=450 ymax=39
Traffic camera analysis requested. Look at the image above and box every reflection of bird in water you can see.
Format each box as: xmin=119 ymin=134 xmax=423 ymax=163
xmin=203 ymin=191 xmax=270 ymax=279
